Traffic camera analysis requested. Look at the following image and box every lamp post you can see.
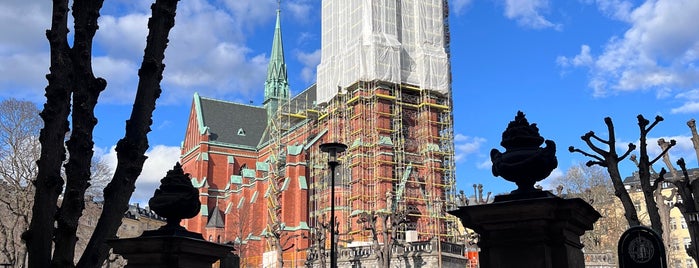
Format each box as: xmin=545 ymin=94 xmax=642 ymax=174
xmin=320 ymin=142 xmax=347 ymax=268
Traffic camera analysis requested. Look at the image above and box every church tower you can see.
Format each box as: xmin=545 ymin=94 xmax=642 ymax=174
xmin=263 ymin=2 xmax=290 ymax=122
xmin=180 ymin=1 xmax=461 ymax=266
xmin=315 ymin=0 xmax=450 ymax=103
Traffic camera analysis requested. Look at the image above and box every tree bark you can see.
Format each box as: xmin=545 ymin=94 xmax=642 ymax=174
xmin=570 ymin=117 xmax=641 ymax=227
xmin=688 ymin=119 xmax=699 ymax=163
xmin=52 ymin=0 xmax=106 ymax=266
xmin=77 ymin=0 xmax=180 ymax=266
xmin=636 ymin=115 xmax=663 ymax=235
xmin=25 ymin=0 xmax=73 ymax=267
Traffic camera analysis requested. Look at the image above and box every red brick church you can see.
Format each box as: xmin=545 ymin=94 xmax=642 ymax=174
xmin=181 ymin=1 xmax=459 ymax=266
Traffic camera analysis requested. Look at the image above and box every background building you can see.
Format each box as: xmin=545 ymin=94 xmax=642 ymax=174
xmin=180 ymin=0 xmax=461 ymax=266
xmin=623 ymin=169 xmax=699 ymax=268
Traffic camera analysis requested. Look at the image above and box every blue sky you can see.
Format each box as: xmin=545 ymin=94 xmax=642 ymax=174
xmin=1 ymin=0 xmax=697 ymax=202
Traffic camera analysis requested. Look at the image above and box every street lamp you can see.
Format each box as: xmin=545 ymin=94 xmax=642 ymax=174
xmin=320 ymin=142 xmax=347 ymax=268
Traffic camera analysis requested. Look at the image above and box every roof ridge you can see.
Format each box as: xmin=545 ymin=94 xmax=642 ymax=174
xmin=199 ymin=95 xmax=265 ymax=109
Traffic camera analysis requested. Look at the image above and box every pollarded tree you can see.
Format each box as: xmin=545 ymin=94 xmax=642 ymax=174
xmin=569 ymin=115 xmax=675 ymax=236
xmin=652 ymin=119 xmax=699 ymax=263
xmin=23 ymin=0 xmax=181 ymax=267
xmin=689 ymin=119 xmax=699 ymax=162
xmin=356 ymin=209 xmax=409 ymax=268
xmin=353 ymin=191 xmax=414 ymax=268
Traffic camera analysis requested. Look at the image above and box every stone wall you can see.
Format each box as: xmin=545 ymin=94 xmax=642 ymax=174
xmin=306 ymin=240 xmax=468 ymax=268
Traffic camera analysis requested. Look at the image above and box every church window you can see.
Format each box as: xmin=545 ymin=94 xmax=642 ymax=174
xmin=237 ymin=128 xmax=246 ymax=136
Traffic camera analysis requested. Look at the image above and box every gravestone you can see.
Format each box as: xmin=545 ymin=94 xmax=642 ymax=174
xmin=618 ymin=226 xmax=666 ymax=268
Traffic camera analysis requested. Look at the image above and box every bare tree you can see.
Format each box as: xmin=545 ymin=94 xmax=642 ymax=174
xmin=472 ymin=184 xmax=491 ymax=205
xmin=0 ymin=99 xmax=115 ymax=268
xmin=569 ymin=115 xmax=674 ymax=235
xmin=550 ymin=164 xmax=627 ymax=258
xmin=652 ymin=119 xmax=699 ymax=264
xmin=268 ymin=221 xmax=300 ymax=267
xmin=689 ymin=119 xmax=699 ymax=163
xmin=23 ymin=0 xmax=181 ymax=267
xmin=0 ymin=99 xmax=42 ymax=267
xmin=356 ymin=208 xmax=409 ymax=268
xmin=299 ymin=215 xmax=329 ymax=268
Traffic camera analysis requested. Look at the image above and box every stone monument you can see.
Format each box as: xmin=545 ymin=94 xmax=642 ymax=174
xmin=618 ymin=226 xmax=667 ymax=268
xmin=449 ymin=111 xmax=601 ymax=268
xmin=109 ymin=163 xmax=234 ymax=268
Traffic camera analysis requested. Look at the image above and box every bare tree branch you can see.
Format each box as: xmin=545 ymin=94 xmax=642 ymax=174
xmin=25 ymin=0 xmax=73 ymax=265
xmin=77 ymin=1 xmax=180 ymax=266
xmin=571 ymin=116 xmax=640 ymax=227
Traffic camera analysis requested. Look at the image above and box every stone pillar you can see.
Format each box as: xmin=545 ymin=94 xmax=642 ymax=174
xmin=108 ymin=163 xmax=235 ymax=267
xmin=450 ymin=194 xmax=599 ymax=268
xmin=449 ymin=112 xmax=600 ymax=268
xmin=109 ymin=233 xmax=233 ymax=268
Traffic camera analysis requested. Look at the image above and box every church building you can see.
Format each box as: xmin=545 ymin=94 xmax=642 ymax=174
xmin=180 ymin=1 xmax=460 ymax=266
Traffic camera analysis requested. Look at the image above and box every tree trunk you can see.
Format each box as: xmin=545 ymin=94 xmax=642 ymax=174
xmin=637 ymin=116 xmax=663 ymax=235
xmin=25 ymin=0 xmax=73 ymax=266
xmin=77 ymin=0 xmax=180 ymax=266
xmin=688 ymin=119 xmax=699 ymax=163
xmin=638 ymin=171 xmax=662 ymax=235
xmin=607 ymin=164 xmax=641 ymax=227
xmin=52 ymin=0 xmax=106 ymax=266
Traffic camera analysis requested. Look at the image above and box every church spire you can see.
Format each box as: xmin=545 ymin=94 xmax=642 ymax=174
xmin=264 ymin=0 xmax=289 ymax=122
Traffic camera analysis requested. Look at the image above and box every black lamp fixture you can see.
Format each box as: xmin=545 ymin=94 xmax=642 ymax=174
xmin=319 ymin=142 xmax=347 ymax=268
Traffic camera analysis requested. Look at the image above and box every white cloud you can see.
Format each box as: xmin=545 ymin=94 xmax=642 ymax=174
xmin=454 ymin=134 xmax=487 ymax=162
xmin=537 ymin=167 xmax=564 ymax=190
xmin=560 ymin=0 xmax=699 ymax=99
xmin=98 ymin=145 xmax=182 ymax=204
xmin=0 ymin=0 xmax=279 ymax=105
xmin=92 ymin=56 xmax=140 ymax=104
xmin=0 ymin=0 xmax=51 ymax=54
xmin=557 ymin=45 xmax=593 ymax=67
xmin=0 ymin=52 xmax=49 ymax=101
xmin=503 ymin=0 xmax=561 ymax=30
xmin=675 ymin=89 xmax=699 ymax=101
xmin=477 ymin=159 xmax=492 ymax=170
xmin=221 ymin=0 xmax=276 ymax=32
xmin=671 ymin=89 xmax=699 ymax=114
xmin=451 ymin=0 xmax=474 ymax=16
xmin=671 ymin=102 xmax=699 ymax=114
xmin=591 ymin=0 xmax=634 ymax=21
xmin=0 ymin=0 xmax=52 ymax=101
xmin=547 ymin=167 xmax=564 ymax=180
xmin=622 ymin=135 xmax=699 ymax=169
xmin=296 ymin=49 xmax=321 ymax=83
xmin=286 ymin=0 xmax=313 ymax=21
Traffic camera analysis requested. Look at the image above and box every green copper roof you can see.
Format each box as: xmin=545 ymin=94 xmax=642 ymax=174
xmin=264 ymin=7 xmax=290 ymax=121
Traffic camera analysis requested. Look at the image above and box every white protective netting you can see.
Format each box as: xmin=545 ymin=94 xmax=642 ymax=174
xmin=316 ymin=0 xmax=450 ymax=104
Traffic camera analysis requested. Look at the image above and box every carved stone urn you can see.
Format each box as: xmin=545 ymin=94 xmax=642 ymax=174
xmin=490 ymin=111 xmax=557 ymax=195
xmin=148 ymin=162 xmax=201 ymax=232
xmin=109 ymin=163 xmax=234 ymax=268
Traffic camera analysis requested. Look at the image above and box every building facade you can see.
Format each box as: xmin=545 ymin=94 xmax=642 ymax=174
xmin=623 ymin=169 xmax=699 ymax=268
xmin=181 ymin=1 xmax=460 ymax=266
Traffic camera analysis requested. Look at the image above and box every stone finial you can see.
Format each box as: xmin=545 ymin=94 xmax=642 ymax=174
xmin=490 ymin=111 xmax=557 ymax=194
xmin=149 ymin=162 xmax=201 ymax=230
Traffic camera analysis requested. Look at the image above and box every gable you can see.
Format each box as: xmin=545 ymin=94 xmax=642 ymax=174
xmin=181 ymin=94 xmax=206 ymax=155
